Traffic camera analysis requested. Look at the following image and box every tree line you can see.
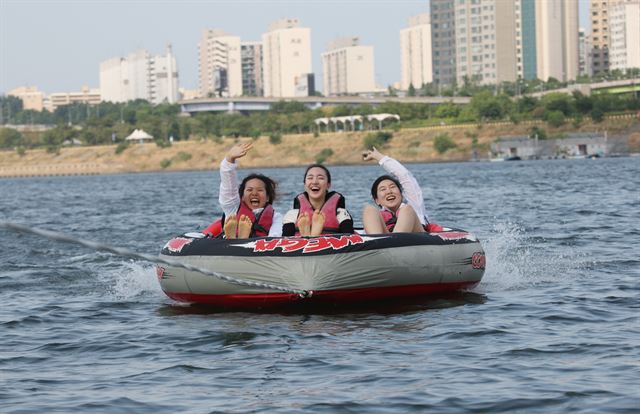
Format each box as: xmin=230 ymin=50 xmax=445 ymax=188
xmin=1 ymin=87 xmax=638 ymax=152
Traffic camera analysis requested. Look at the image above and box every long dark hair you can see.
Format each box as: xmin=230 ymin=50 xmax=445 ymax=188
xmin=239 ymin=173 xmax=277 ymax=205
xmin=303 ymin=164 xmax=332 ymax=183
xmin=371 ymin=175 xmax=403 ymax=201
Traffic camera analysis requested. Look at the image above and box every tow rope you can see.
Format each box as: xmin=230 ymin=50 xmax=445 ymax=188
xmin=0 ymin=221 xmax=312 ymax=298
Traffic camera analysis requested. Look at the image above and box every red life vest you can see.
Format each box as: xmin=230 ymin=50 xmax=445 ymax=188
xmin=202 ymin=203 xmax=274 ymax=238
xmin=379 ymin=208 xmax=443 ymax=233
xmin=295 ymin=192 xmax=342 ymax=236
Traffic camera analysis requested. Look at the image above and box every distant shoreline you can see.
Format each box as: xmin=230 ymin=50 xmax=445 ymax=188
xmin=2 ymin=118 xmax=638 ymax=178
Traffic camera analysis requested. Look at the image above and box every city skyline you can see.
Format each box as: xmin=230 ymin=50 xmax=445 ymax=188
xmin=1 ymin=0 xmax=591 ymax=96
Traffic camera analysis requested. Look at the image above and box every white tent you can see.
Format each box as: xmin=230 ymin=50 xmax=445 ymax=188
xmin=125 ymin=129 xmax=154 ymax=143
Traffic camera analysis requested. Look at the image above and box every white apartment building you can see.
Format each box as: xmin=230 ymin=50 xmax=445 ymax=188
xmin=198 ymin=29 xmax=242 ymax=98
xmin=262 ymin=19 xmax=312 ymax=97
xmin=400 ymin=13 xmax=433 ymax=90
xmin=536 ymin=0 xmax=579 ymax=81
xmin=322 ymin=37 xmax=376 ymax=96
xmin=609 ymin=1 xmax=640 ymax=72
xmin=49 ymin=86 xmax=101 ymax=111
xmin=454 ymin=0 xmax=518 ymax=85
xmin=8 ymin=86 xmax=46 ymax=111
xmin=100 ymin=45 xmax=178 ymax=104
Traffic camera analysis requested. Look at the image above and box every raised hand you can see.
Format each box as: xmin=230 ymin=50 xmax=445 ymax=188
xmin=362 ymin=146 xmax=384 ymax=162
xmin=225 ymin=142 xmax=254 ymax=163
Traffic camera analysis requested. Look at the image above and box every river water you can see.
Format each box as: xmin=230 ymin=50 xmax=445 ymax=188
xmin=1 ymin=158 xmax=638 ymax=413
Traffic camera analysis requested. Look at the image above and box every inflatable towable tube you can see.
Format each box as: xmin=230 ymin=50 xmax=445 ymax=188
xmin=157 ymin=229 xmax=486 ymax=309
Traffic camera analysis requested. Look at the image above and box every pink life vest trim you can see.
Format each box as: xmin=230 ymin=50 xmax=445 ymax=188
xmin=295 ymin=192 xmax=342 ymax=235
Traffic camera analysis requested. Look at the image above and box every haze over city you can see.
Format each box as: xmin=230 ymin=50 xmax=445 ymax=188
xmin=0 ymin=0 xmax=591 ymax=95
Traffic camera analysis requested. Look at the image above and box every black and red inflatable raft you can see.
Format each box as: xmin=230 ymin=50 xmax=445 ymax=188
xmin=156 ymin=229 xmax=486 ymax=309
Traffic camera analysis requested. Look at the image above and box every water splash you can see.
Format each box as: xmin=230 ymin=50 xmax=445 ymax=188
xmin=479 ymin=221 xmax=590 ymax=292
xmin=104 ymin=261 xmax=163 ymax=301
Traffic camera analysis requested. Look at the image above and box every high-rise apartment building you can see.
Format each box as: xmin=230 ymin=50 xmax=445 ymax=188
xmin=516 ymin=0 xmax=538 ymax=80
xmin=608 ymin=0 xmax=640 ymax=72
xmin=198 ymin=29 xmax=242 ymax=98
xmin=100 ymin=45 xmax=178 ymax=104
xmin=579 ymin=28 xmax=593 ymax=76
xmin=400 ymin=13 xmax=433 ymax=90
xmin=322 ymin=37 xmax=376 ymax=96
xmin=241 ymin=42 xmax=264 ymax=96
xmin=454 ymin=0 xmax=518 ymax=85
xmin=430 ymin=0 xmax=457 ymax=87
xmin=262 ymin=19 xmax=313 ymax=97
xmin=535 ymin=0 xmax=579 ymax=82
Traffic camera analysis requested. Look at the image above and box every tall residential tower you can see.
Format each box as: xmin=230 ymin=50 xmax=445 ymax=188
xmin=262 ymin=19 xmax=313 ymax=97
xmin=400 ymin=13 xmax=433 ymax=90
xmin=321 ymin=37 xmax=376 ymax=96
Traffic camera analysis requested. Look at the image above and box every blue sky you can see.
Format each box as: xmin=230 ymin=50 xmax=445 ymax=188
xmin=0 ymin=0 xmax=590 ymax=95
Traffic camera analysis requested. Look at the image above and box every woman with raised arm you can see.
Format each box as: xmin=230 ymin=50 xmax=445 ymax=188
xmin=362 ymin=147 xmax=441 ymax=234
xmin=282 ymin=164 xmax=354 ymax=237
xmin=202 ymin=142 xmax=282 ymax=239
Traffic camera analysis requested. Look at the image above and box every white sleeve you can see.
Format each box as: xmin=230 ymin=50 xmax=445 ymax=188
xmin=379 ymin=156 xmax=429 ymax=224
xmin=268 ymin=211 xmax=283 ymax=237
xmin=218 ymin=158 xmax=240 ymax=216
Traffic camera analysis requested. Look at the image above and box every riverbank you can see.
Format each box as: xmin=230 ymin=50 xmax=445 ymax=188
xmin=1 ymin=117 xmax=638 ymax=177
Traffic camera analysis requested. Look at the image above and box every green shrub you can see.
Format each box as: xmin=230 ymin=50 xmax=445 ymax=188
xmin=16 ymin=146 xmax=26 ymax=157
xmin=409 ymin=140 xmax=421 ymax=148
xmin=160 ymin=158 xmax=172 ymax=169
xmin=545 ymin=110 xmax=566 ymax=127
xmin=175 ymin=151 xmax=192 ymax=162
xmin=46 ymin=145 xmax=60 ymax=155
xmin=433 ymin=133 xmax=457 ymax=154
xmin=591 ymin=108 xmax=604 ymax=123
xmin=315 ymin=148 xmax=334 ymax=164
xmin=269 ymin=133 xmax=282 ymax=145
xmin=250 ymin=129 xmax=261 ymax=140
xmin=155 ymin=139 xmax=172 ymax=148
xmin=115 ymin=142 xmax=129 ymax=155
xmin=363 ymin=131 xmax=393 ymax=149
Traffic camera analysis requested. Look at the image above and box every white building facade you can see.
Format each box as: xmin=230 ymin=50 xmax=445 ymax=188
xmin=321 ymin=37 xmax=376 ymax=96
xmin=609 ymin=1 xmax=640 ymax=72
xmin=400 ymin=13 xmax=433 ymax=91
xmin=262 ymin=19 xmax=313 ymax=97
xmin=99 ymin=45 xmax=178 ymax=104
xmin=198 ymin=29 xmax=242 ymax=98
xmin=535 ymin=0 xmax=579 ymax=81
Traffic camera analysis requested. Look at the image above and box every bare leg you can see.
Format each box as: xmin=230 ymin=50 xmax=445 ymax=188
xmin=362 ymin=204 xmax=388 ymax=234
xmin=237 ymin=215 xmax=253 ymax=239
xmin=394 ymin=205 xmax=425 ymax=233
xmin=310 ymin=209 xmax=326 ymax=236
xmin=224 ymin=214 xmax=238 ymax=239
xmin=297 ymin=212 xmax=311 ymax=236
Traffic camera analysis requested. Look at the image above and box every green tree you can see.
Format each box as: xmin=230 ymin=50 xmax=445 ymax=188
xmin=407 ymin=84 xmax=416 ymax=96
xmin=0 ymin=127 xmax=23 ymax=148
xmin=433 ymin=133 xmax=457 ymax=154
xmin=363 ymin=131 xmax=393 ymax=149
xmin=545 ymin=110 xmax=566 ymax=127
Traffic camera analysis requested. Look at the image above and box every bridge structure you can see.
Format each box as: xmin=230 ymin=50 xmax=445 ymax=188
xmin=179 ymin=78 xmax=640 ymax=116
xmin=179 ymin=96 xmax=472 ymax=115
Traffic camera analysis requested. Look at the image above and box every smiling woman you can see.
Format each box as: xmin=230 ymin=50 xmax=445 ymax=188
xmin=202 ymin=142 xmax=282 ymax=239
xmin=282 ymin=164 xmax=354 ymax=237
xmin=362 ymin=147 xmax=441 ymax=234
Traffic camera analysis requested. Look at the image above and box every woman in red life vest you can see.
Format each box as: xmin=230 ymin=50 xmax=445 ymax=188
xmin=202 ymin=142 xmax=282 ymax=239
xmin=282 ymin=164 xmax=354 ymax=237
xmin=362 ymin=147 xmax=441 ymax=234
